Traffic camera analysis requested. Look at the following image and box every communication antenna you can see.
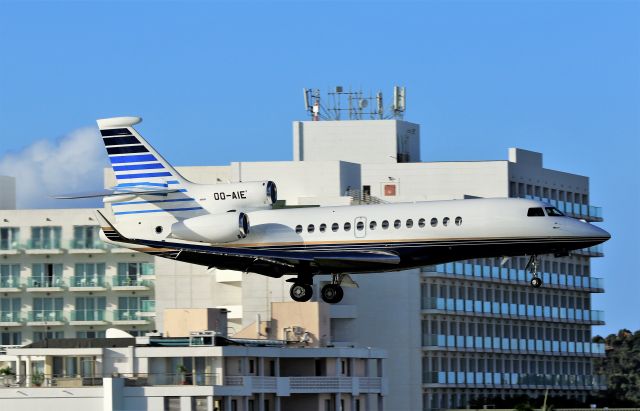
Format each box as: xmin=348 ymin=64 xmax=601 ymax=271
xmin=302 ymin=85 xmax=406 ymax=121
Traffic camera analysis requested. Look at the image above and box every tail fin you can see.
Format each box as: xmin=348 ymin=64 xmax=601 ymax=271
xmin=96 ymin=117 xmax=205 ymax=224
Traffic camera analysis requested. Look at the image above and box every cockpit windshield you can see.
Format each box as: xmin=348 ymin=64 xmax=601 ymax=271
xmin=545 ymin=207 xmax=564 ymax=216
xmin=527 ymin=207 xmax=545 ymax=217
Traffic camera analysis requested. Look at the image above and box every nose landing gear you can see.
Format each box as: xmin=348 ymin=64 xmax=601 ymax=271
xmin=526 ymin=255 xmax=543 ymax=288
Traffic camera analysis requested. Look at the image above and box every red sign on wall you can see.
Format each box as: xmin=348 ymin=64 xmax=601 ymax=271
xmin=384 ymin=184 xmax=397 ymax=196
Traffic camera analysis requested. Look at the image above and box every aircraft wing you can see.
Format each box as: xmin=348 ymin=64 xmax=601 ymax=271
xmin=96 ymin=211 xmax=399 ymax=274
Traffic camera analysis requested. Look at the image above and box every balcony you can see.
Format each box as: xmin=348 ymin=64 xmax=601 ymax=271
xmin=422 ymin=263 xmax=605 ymax=292
xmin=422 ymin=334 xmax=606 ymax=356
xmin=23 ymin=239 xmax=64 ymax=255
xmin=69 ymin=309 xmax=107 ymax=325
xmin=112 ymin=309 xmax=149 ymax=325
xmin=0 ymin=241 xmax=22 ymax=255
xmin=111 ymin=277 xmax=153 ymax=291
xmin=26 ymin=277 xmax=65 ymax=292
xmin=67 ymin=239 xmax=109 ymax=254
xmin=68 ymin=276 xmax=107 ymax=291
xmin=0 ymin=277 xmax=23 ymax=292
xmin=138 ymin=300 xmax=156 ymax=318
xmin=423 ymin=371 xmax=606 ymax=390
xmin=0 ymin=311 xmax=23 ymax=326
xmin=421 ymin=297 xmax=605 ymax=325
xmin=27 ymin=310 xmax=64 ymax=325
xmin=573 ymin=245 xmax=605 ymax=257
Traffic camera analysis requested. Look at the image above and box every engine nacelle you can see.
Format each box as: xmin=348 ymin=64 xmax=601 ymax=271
xmin=171 ymin=211 xmax=250 ymax=243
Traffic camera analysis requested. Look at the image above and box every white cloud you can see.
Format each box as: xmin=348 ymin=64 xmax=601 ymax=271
xmin=0 ymin=127 xmax=108 ymax=209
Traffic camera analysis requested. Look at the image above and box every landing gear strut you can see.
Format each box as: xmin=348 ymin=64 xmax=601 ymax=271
xmin=526 ymin=255 xmax=543 ymax=288
xmin=320 ymin=274 xmax=345 ymax=304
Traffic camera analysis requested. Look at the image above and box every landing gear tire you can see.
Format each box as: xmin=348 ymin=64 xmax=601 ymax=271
xmin=290 ymin=283 xmax=313 ymax=302
xmin=320 ymin=284 xmax=344 ymax=304
xmin=530 ymin=277 xmax=543 ymax=288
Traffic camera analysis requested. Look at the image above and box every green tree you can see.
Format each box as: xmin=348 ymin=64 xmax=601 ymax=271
xmin=593 ymin=329 xmax=640 ymax=407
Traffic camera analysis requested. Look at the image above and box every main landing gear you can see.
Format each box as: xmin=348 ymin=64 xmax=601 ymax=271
xmin=526 ymin=255 xmax=543 ymax=288
xmin=288 ymin=274 xmax=349 ymax=304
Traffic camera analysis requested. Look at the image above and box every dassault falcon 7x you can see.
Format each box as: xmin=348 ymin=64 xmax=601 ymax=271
xmin=58 ymin=117 xmax=610 ymax=304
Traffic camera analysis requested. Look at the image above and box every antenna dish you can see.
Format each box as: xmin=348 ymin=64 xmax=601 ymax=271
xmin=359 ymin=99 xmax=368 ymax=109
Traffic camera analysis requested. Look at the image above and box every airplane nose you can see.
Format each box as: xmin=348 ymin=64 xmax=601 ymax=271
xmin=591 ymin=225 xmax=611 ymax=241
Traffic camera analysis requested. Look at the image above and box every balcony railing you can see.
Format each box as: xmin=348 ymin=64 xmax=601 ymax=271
xmin=112 ymin=277 xmax=153 ymax=287
xmin=25 ymin=239 xmax=62 ymax=250
xmin=68 ymin=240 xmax=108 ymax=250
xmin=70 ymin=276 xmax=106 ymax=288
xmin=423 ymin=263 xmax=604 ymax=290
xmin=140 ymin=300 xmax=155 ymax=313
xmin=423 ymin=371 xmax=606 ymax=388
xmin=422 ymin=334 xmax=606 ymax=355
xmin=113 ymin=309 xmax=145 ymax=321
xmin=0 ymin=277 xmax=21 ymax=288
xmin=27 ymin=310 xmax=64 ymax=322
xmin=27 ymin=277 xmax=64 ymax=288
xmin=70 ymin=310 xmax=106 ymax=322
xmin=421 ymin=297 xmax=605 ymax=323
xmin=0 ymin=312 xmax=22 ymax=323
xmin=574 ymin=245 xmax=605 ymax=257
xmin=0 ymin=240 xmax=20 ymax=251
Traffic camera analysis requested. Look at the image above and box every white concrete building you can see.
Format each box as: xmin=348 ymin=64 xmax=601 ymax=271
xmin=0 ymin=305 xmax=387 ymax=411
xmin=0 ymin=188 xmax=156 ymax=345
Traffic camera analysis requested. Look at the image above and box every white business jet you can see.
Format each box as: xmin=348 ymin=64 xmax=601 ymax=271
xmin=58 ymin=117 xmax=610 ymax=304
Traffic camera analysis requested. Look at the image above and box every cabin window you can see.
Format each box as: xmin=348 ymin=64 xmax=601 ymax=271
xmin=406 ymin=219 xmax=414 ymax=228
xmin=382 ymin=220 xmax=389 ymax=230
xmin=545 ymin=207 xmax=564 ymax=216
xmin=527 ymin=207 xmax=545 ymax=217
xmin=394 ymin=219 xmax=401 ymax=229
xmin=344 ymin=222 xmax=351 ymax=231
xmin=295 ymin=225 xmax=303 ymax=234
xmin=430 ymin=218 xmax=438 ymax=227
xmin=319 ymin=223 xmax=327 ymax=233
xmin=307 ymin=224 xmax=315 ymax=233
xmin=455 ymin=216 xmax=462 ymax=226
xmin=356 ymin=221 xmax=365 ymax=231
xmin=443 ymin=217 xmax=450 ymax=226
xmin=418 ymin=218 xmax=425 ymax=228
xmin=331 ymin=223 xmax=339 ymax=232
xmin=370 ymin=221 xmax=377 ymax=230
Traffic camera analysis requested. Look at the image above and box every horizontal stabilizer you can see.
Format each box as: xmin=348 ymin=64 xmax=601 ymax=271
xmin=53 ymin=188 xmax=179 ymax=199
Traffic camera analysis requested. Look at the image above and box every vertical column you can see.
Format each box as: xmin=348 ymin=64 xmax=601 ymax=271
xmin=25 ymin=356 xmax=32 ymax=387
xmin=15 ymin=356 xmax=22 ymax=385
xmin=336 ymin=358 xmax=342 ymax=411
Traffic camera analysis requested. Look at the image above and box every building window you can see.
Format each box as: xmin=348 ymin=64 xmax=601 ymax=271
xmin=76 ymin=330 xmax=106 ymax=339
xmin=0 ymin=297 xmax=21 ymax=323
xmin=30 ymin=226 xmax=62 ymax=249
xmin=31 ymin=263 xmax=63 ymax=287
xmin=0 ymin=264 xmax=20 ymax=288
xmin=430 ymin=218 xmax=438 ymax=227
xmin=307 ymin=224 xmax=315 ymax=233
xmin=344 ymin=222 xmax=351 ymax=232
xmin=32 ymin=297 xmax=63 ymax=322
xmin=418 ymin=218 xmax=426 ymax=228
xmin=0 ymin=227 xmax=19 ymax=250
xmin=117 ymin=262 xmax=154 ymax=286
xmin=74 ymin=296 xmax=106 ymax=321
xmin=370 ymin=221 xmax=377 ymax=230
xmin=455 ymin=216 xmax=462 ymax=226
xmin=164 ymin=397 xmax=181 ymax=411
xmin=406 ymin=219 xmax=414 ymax=228
xmin=73 ymin=263 xmax=105 ymax=287
xmin=73 ymin=226 xmax=101 ymax=249
xmin=384 ymin=184 xmax=397 ymax=196
xmin=116 ymin=296 xmax=149 ymax=321
xmin=0 ymin=331 xmax=21 ymax=345
xmin=356 ymin=221 xmax=364 ymax=231
xmin=394 ymin=219 xmax=401 ymax=229
xmin=295 ymin=225 xmax=302 ymax=234
xmin=382 ymin=220 xmax=389 ymax=230
xmin=443 ymin=217 xmax=450 ymax=226
xmin=331 ymin=223 xmax=339 ymax=232
xmin=319 ymin=223 xmax=327 ymax=233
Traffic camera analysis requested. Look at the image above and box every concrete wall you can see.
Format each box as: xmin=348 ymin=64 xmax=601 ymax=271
xmin=163 ymin=308 xmax=228 ymax=337
xmin=0 ymin=175 xmax=16 ymax=209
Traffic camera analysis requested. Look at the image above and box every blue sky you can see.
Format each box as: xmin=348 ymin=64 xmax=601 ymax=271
xmin=0 ymin=1 xmax=638 ymax=334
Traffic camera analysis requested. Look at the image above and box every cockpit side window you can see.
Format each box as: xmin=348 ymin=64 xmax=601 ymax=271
xmin=527 ymin=207 xmax=545 ymax=217
xmin=545 ymin=207 xmax=564 ymax=216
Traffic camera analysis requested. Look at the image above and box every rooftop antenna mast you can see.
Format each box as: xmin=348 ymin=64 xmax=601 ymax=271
xmin=303 ymin=85 xmax=406 ymax=121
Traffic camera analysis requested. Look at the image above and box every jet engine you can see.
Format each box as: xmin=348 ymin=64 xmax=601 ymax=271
xmin=171 ymin=211 xmax=250 ymax=243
